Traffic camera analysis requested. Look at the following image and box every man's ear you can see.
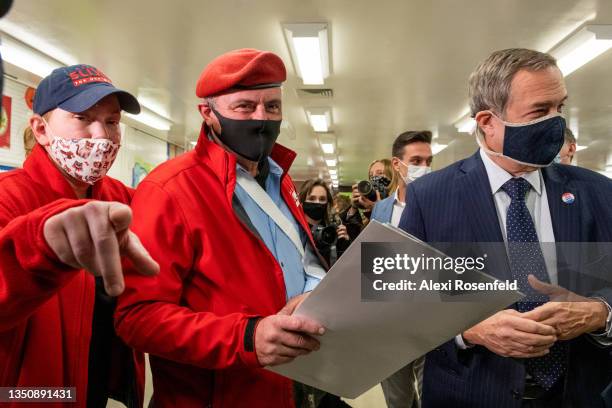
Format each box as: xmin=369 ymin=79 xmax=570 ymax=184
xmin=29 ymin=115 xmax=51 ymax=146
xmin=391 ymin=157 xmax=402 ymax=173
xmin=474 ymin=111 xmax=495 ymax=139
xmin=198 ymin=102 xmax=216 ymax=126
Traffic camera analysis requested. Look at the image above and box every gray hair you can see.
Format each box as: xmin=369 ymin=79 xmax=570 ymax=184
xmin=203 ymin=97 xmax=216 ymax=109
xmin=468 ymin=48 xmax=558 ymax=117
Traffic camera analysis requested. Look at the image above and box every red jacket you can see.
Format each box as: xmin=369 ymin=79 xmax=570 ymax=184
xmin=115 ymin=136 xmax=322 ymax=407
xmin=0 ymin=144 xmax=144 ymax=407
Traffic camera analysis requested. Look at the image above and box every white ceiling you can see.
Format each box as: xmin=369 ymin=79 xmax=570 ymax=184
xmin=3 ymin=0 xmax=612 ymax=183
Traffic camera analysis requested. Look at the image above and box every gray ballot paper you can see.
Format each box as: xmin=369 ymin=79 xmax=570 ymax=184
xmin=268 ymin=220 xmax=522 ymax=398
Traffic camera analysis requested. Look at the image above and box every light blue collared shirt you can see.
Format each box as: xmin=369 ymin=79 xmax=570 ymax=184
xmin=234 ymin=158 xmax=322 ymax=300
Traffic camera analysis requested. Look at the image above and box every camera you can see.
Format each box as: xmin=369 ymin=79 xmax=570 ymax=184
xmin=311 ymin=223 xmax=338 ymax=247
xmin=357 ymin=176 xmax=390 ymax=202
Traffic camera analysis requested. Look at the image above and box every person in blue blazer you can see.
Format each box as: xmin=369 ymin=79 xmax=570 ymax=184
xmin=399 ymin=48 xmax=612 ymax=408
xmin=372 ymin=130 xmax=433 ymax=408
xmin=371 ymin=131 xmax=433 ymax=227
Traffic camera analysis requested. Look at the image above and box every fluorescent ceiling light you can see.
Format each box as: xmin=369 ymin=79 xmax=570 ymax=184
xmin=550 ymin=25 xmax=612 ymax=76
xmin=329 ymin=169 xmax=337 ymax=175
xmin=0 ymin=31 xmax=174 ymax=134
xmin=321 ymin=143 xmax=334 ymax=154
xmin=326 ymin=159 xmax=337 ymax=167
xmin=306 ymin=108 xmax=332 ymax=132
xmin=283 ymin=23 xmax=330 ymax=85
xmin=0 ymin=35 xmax=65 ymax=78
xmin=309 ymin=114 xmax=328 ymax=132
xmin=306 ymin=108 xmax=331 ymax=133
xmin=576 ymin=145 xmax=589 ymax=151
xmin=454 ymin=115 xmax=477 ymax=134
xmin=126 ymin=107 xmax=172 ymax=131
xmin=432 ymin=143 xmax=448 ymax=155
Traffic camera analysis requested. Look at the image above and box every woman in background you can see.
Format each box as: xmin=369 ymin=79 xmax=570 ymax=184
xmin=299 ymin=178 xmax=352 ymax=266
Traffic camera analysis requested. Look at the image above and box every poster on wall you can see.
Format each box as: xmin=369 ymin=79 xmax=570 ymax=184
xmin=0 ymin=95 xmax=12 ymax=149
xmin=25 ymin=87 xmax=36 ymax=111
xmin=131 ymin=157 xmax=154 ymax=188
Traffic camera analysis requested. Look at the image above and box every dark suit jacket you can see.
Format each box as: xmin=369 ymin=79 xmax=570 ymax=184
xmin=398 ymin=151 xmax=612 ymax=408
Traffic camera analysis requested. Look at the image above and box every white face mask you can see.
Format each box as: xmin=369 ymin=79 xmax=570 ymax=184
xmin=398 ymin=160 xmax=432 ymax=184
xmin=43 ymin=120 xmax=120 ymax=185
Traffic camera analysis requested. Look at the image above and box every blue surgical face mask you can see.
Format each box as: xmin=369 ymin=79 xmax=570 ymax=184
xmin=476 ymin=112 xmax=566 ymax=167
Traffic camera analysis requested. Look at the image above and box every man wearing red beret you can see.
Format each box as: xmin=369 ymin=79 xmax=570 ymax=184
xmin=115 ymin=49 xmax=328 ymax=407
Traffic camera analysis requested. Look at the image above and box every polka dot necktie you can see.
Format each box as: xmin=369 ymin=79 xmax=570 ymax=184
xmin=501 ymin=177 xmax=567 ymax=390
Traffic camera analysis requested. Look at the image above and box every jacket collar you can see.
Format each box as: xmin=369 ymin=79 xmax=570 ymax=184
xmin=23 ymin=143 xmax=110 ymax=199
xmin=24 ymin=144 xmax=77 ymax=199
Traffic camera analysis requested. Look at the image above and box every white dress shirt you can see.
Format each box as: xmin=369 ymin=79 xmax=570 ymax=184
xmin=391 ymin=188 xmax=406 ymax=228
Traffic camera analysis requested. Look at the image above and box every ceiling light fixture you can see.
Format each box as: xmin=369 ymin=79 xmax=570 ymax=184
xmin=306 ymin=108 xmax=332 ymax=132
xmin=0 ymin=34 xmax=65 ymax=78
xmin=282 ymin=23 xmax=330 ymax=85
xmin=432 ymin=143 xmax=448 ymax=155
xmin=550 ymin=24 xmax=612 ymax=76
xmin=454 ymin=114 xmax=477 ymax=134
xmin=126 ymin=107 xmax=173 ymax=131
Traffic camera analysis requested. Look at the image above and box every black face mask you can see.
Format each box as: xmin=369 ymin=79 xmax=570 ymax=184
xmin=211 ymin=107 xmax=281 ymax=162
xmin=303 ymin=202 xmax=327 ymax=222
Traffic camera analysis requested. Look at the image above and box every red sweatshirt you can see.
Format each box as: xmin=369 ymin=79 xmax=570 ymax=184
xmin=0 ymin=144 xmax=144 ymax=407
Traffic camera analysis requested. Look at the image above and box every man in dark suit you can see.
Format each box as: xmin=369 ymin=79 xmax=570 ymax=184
xmin=399 ymin=48 xmax=612 ymax=407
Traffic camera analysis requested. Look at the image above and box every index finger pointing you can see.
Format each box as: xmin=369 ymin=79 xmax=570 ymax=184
xmin=122 ymin=231 xmax=160 ymax=276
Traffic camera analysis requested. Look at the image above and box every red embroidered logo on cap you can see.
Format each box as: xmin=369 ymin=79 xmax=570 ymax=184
xmin=68 ymin=66 xmax=112 ymax=87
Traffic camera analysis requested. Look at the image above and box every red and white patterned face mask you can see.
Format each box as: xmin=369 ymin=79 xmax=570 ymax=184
xmin=47 ymin=137 xmax=120 ymax=184
xmin=43 ymin=121 xmax=120 ymax=185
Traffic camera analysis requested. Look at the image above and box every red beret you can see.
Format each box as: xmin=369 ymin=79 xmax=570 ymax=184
xmin=196 ymin=48 xmax=287 ymax=98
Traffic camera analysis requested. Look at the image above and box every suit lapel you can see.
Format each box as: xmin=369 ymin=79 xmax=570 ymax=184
xmin=543 ymin=165 xmax=582 ymax=289
xmin=457 ymin=152 xmax=511 ymax=280
xmin=543 ymin=165 xmax=581 ymax=243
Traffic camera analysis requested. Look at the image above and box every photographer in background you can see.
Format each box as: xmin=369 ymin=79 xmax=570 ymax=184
xmin=350 ymin=158 xmax=394 ymax=223
xmin=299 ymin=179 xmax=351 ymax=266
xmin=297 ymin=179 xmax=353 ymax=408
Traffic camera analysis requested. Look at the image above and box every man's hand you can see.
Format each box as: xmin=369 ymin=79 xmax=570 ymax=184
xmin=351 ymin=184 xmax=361 ymax=208
xmin=279 ymin=292 xmax=310 ymax=316
xmin=462 ymin=309 xmax=557 ymax=358
xmin=351 ymin=183 xmax=378 ymax=210
xmin=521 ymin=275 xmax=608 ymax=341
xmin=43 ymin=201 xmax=160 ymax=297
xmin=255 ymin=294 xmax=325 ymax=366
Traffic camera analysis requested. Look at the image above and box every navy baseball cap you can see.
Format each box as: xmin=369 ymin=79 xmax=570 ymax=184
xmin=33 ymin=64 xmax=140 ymax=116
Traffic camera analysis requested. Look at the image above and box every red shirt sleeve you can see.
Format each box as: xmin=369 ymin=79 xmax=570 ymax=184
xmin=0 ymin=198 xmax=88 ymax=331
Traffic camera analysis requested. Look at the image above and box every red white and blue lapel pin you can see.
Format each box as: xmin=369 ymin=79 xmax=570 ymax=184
xmin=561 ymin=192 xmax=575 ymax=204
